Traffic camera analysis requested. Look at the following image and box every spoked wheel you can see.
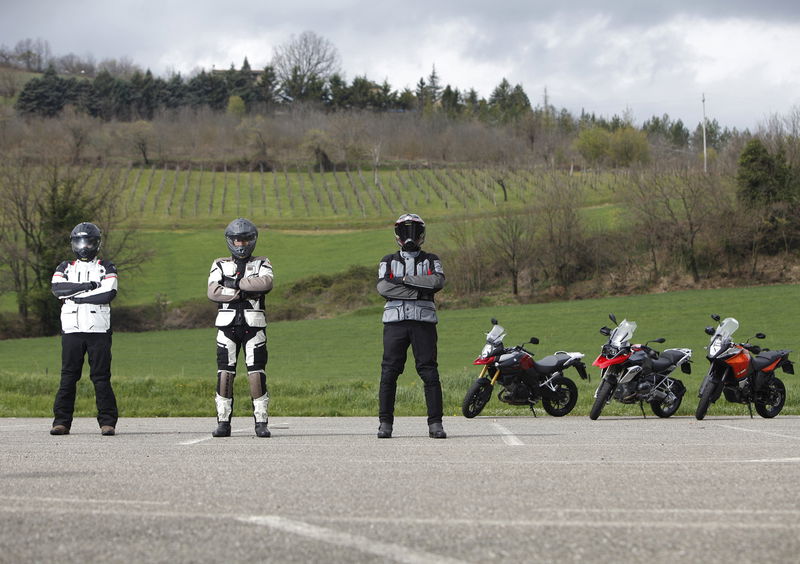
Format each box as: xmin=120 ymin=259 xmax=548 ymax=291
xmin=755 ymin=377 xmax=786 ymax=418
xmin=541 ymin=376 xmax=578 ymax=417
xmin=462 ymin=378 xmax=493 ymax=418
xmin=589 ymin=379 xmax=614 ymax=420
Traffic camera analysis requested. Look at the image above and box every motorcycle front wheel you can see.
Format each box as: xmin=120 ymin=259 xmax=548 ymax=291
xmin=589 ymin=379 xmax=613 ymax=420
xmin=541 ymin=376 xmax=578 ymax=417
xmin=462 ymin=377 xmax=493 ymax=418
xmin=755 ymin=377 xmax=786 ymax=418
xmin=695 ymin=377 xmax=718 ymax=420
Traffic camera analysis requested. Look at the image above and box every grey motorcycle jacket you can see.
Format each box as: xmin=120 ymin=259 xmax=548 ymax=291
xmin=51 ymin=259 xmax=118 ymax=333
xmin=207 ymin=256 xmax=274 ymax=327
xmin=377 ymin=250 xmax=445 ymax=323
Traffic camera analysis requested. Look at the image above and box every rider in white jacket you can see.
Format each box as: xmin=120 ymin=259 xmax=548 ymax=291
xmin=50 ymin=222 xmax=119 ymax=436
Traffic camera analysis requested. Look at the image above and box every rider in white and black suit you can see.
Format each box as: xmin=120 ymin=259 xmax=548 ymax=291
xmin=207 ymin=218 xmax=274 ymax=438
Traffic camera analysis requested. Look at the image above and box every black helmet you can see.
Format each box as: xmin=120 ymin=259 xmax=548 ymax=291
xmin=394 ymin=213 xmax=425 ymax=252
xmin=70 ymin=222 xmax=102 ymax=261
xmin=225 ymin=218 xmax=258 ymax=259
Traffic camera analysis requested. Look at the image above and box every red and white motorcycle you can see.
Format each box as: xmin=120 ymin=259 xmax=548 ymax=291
xmin=590 ymin=313 xmax=691 ymax=419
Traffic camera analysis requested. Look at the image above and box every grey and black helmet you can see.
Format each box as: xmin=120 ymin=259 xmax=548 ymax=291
xmin=394 ymin=213 xmax=425 ymax=252
xmin=225 ymin=218 xmax=258 ymax=259
xmin=70 ymin=222 xmax=102 ymax=261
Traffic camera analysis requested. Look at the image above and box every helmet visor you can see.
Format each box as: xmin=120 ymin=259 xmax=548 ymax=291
xmin=71 ymin=236 xmax=100 ymax=260
xmin=226 ymin=233 xmax=257 ymax=258
xmin=72 ymin=236 xmax=98 ymax=250
xmin=395 ymin=222 xmax=424 ymax=244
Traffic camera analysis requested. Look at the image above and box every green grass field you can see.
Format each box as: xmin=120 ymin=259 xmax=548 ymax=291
xmin=2 ymin=284 xmax=798 ymax=419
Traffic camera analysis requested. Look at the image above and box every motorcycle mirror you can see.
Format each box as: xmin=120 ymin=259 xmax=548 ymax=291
xmin=491 ymin=318 xmax=498 ymax=325
xmin=711 ymin=314 xmax=721 ymax=322
xmin=704 ymin=326 xmax=715 ymax=336
xmin=755 ymin=332 xmax=766 ymax=339
xmin=599 ymin=326 xmax=611 ymax=336
xmin=653 ymin=337 xmax=666 ymax=344
xmin=608 ymin=313 xmax=617 ymax=324
xmin=529 ymin=337 xmax=539 ymax=345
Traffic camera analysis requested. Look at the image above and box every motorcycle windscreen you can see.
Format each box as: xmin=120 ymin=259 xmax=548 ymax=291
xmin=710 ymin=318 xmax=739 ymax=345
xmin=610 ymin=320 xmax=637 ymax=346
xmin=485 ymin=324 xmax=506 ymax=344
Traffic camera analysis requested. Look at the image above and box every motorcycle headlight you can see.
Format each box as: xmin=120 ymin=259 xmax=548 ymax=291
xmin=479 ymin=343 xmax=493 ymax=358
xmin=602 ymin=344 xmax=618 ymax=358
xmin=708 ymin=337 xmax=723 ymax=357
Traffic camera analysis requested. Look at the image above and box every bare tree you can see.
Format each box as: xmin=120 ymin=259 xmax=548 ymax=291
xmin=12 ymin=38 xmax=51 ymax=71
xmin=628 ymin=168 xmax=724 ymax=283
xmin=487 ymin=207 xmax=536 ymax=295
xmin=271 ymin=30 xmax=341 ymax=93
xmin=531 ymin=171 xmax=590 ymax=288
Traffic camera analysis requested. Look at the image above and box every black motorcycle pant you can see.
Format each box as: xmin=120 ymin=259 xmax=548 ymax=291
xmin=379 ymin=321 xmax=443 ymax=425
xmin=53 ymin=332 xmax=118 ymax=429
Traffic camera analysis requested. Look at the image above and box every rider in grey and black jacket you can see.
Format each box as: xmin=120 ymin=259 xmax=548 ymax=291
xmin=376 ymin=213 xmax=447 ymax=440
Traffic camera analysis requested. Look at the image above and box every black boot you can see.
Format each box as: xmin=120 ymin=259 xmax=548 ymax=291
xmin=428 ymin=422 xmax=447 ymax=439
xmin=212 ymin=421 xmax=231 ymax=437
xmin=255 ymin=422 xmax=271 ymax=438
xmin=377 ymin=422 xmax=393 ymax=438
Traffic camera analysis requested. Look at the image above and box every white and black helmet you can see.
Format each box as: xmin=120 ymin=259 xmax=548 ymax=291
xmin=225 ymin=218 xmax=258 ymax=259
xmin=70 ymin=222 xmax=102 ymax=261
xmin=394 ymin=213 xmax=425 ymax=252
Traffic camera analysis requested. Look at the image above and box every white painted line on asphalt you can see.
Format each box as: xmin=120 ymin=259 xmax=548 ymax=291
xmin=179 ymin=428 xmax=249 ymax=445
xmin=713 ymin=423 xmax=800 ymax=441
xmin=239 ymin=515 xmax=466 ymax=564
xmin=491 ymin=422 xmax=524 ymax=445
xmin=0 ymin=495 xmax=169 ymax=506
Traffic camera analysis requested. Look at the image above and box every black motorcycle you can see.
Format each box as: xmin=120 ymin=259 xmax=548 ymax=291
xmin=462 ymin=318 xmax=588 ymax=418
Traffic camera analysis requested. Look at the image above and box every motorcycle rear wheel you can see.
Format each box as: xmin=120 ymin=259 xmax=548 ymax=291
xmin=462 ymin=377 xmax=493 ymax=418
xmin=589 ymin=379 xmax=613 ymax=420
xmin=755 ymin=377 xmax=785 ymax=418
xmin=650 ymin=392 xmax=682 ymax=418
xmin=541 ymin=376 xmax=578 ymax=417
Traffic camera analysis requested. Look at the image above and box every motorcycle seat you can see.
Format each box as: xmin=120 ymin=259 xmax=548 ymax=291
xmin=653 ymin=349 xmax=687 ymax=370
xmin=651 ymin=357 xmax=674 ymax=372
xmin=534 ymin=352 xmax=572 ymax=372
xmin=752 ymin=350 xmax=784 ymax=371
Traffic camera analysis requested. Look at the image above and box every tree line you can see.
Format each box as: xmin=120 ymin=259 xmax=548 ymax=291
xmin=4 ymin=32 xmax=737 ymax=161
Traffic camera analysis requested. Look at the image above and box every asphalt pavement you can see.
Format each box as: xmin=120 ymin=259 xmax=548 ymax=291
xmin=2 ymin=415 xmax=800 ymax=563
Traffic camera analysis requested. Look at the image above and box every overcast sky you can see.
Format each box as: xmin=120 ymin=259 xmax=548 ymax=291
xmin=3 ymin=0 xmax=799 ymax=130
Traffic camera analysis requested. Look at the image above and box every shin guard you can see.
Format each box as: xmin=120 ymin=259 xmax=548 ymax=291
xmin=215 ymin=393 xmax=233 ymax=423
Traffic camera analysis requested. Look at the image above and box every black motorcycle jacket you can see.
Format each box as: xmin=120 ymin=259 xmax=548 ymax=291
xmin=207 ymin=256 xmax=273 ymax=327
xmin=377 ymin=250 xmax=445 ymax=323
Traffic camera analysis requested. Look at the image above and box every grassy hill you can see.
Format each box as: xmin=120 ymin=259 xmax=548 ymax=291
xmin=1 ymin=166 xmax=622 ymax=314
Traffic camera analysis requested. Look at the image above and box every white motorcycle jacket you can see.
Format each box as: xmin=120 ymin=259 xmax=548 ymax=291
xmin=377 ymin=250 xmax=445 ymax=323
xmin=51 ymin=259 xmax=118 ymax=334
xmin=207 ymin=256 xmax=273 ymax=328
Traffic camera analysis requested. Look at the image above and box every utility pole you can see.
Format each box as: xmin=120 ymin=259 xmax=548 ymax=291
xmin=702 ymin=93 xmax=708 ymax=173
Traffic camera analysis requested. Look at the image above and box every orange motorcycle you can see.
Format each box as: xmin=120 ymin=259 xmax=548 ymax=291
xmin=695 ymin=315 xmax=793 ymax=419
